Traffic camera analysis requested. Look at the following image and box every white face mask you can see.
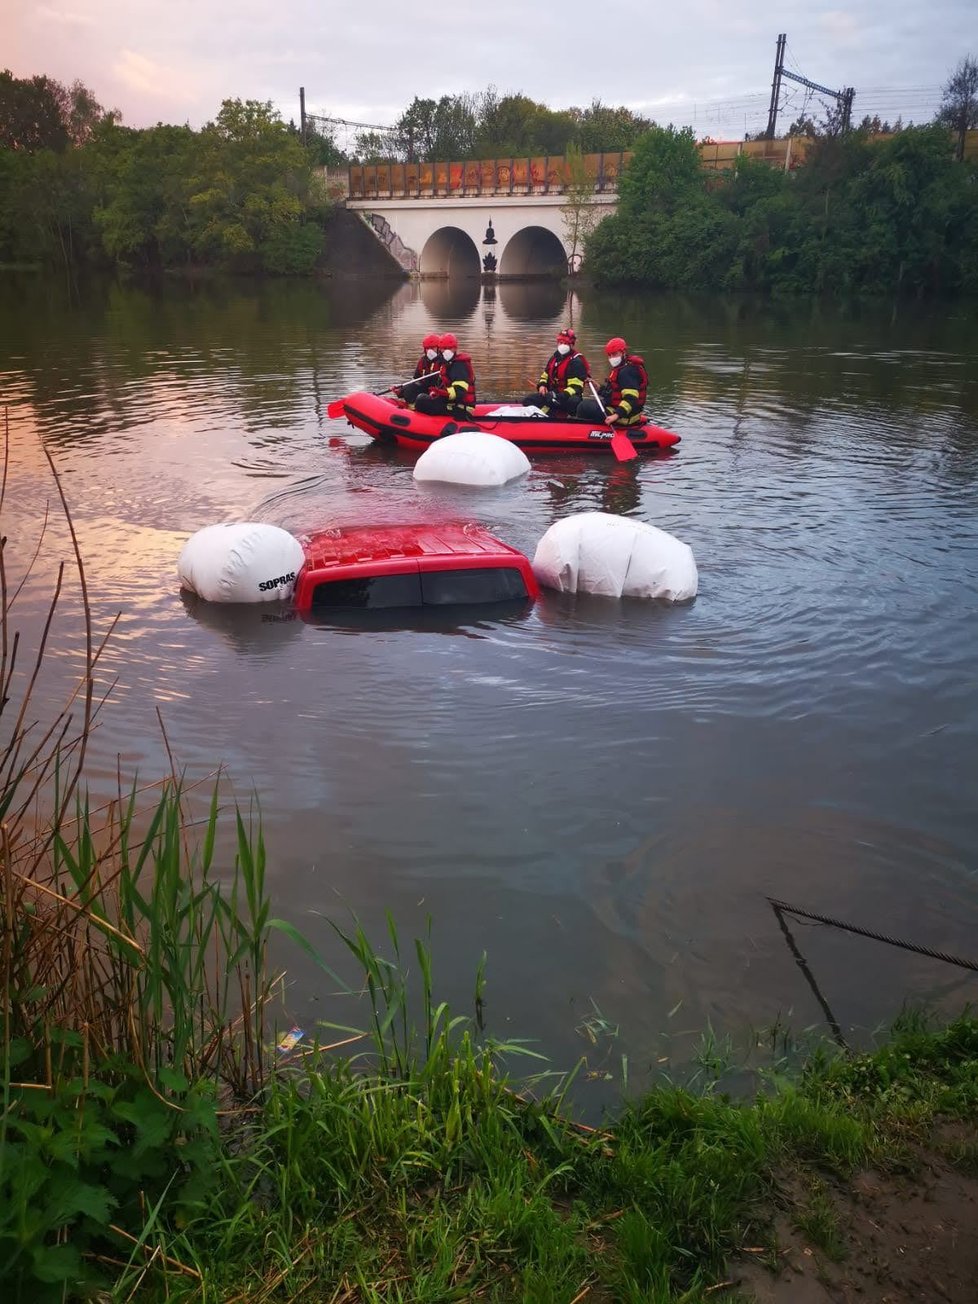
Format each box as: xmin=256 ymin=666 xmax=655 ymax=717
xmin=425 ymin=348 xmax=438 ymax=361
xmin=608 ymin=353 xmax=623 ymax=369
xmin=441 ymin=349 xmax=455 ymax=362
xmin=556 ymin=343 xmax=570 ymax=356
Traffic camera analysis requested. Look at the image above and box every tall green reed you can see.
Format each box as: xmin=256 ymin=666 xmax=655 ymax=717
xmin=0 ymin=416 xmax=283 ymax=1292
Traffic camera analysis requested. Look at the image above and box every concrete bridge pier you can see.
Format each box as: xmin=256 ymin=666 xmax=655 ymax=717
xmin=347 ymin=194 xmax=618 ymax=279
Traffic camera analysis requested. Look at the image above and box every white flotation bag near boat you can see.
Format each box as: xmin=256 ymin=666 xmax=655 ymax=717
xmin=413 ymin=431 xmax=531 ymax=487
xmin=483 ymin=404 xmax=549 ymax=418
xmin=177 ymin=523 xmax=305 ymax=603
xmin=532 ymin=512 xmax=698 ymax=601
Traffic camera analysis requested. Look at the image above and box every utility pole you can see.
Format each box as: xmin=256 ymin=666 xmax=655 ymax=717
xmin=765 ymin=34 xmax=856 ymax=139
xmin=299 ymin=87 xmax=306 ymax=144
xmin=765 ymin=33 xmax=786 ymax=139
xmin=841 ymin=87 xmax=855 ymax=132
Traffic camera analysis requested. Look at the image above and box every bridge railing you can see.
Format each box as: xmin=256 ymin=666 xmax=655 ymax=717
xmin=347 ymin=153 xmax=632 ymax=200
xmin=343 ymin=130 xmax=978 ymax=200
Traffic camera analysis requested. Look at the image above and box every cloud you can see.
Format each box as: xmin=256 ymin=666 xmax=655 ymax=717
xmin=33 ymin=3 xmax=97 ymax=25
xmin=819 ymin=10 xmax=862 ymax=47
xmin=7 ymin=0 xmax=976 ymax=133
xmin=112 ymin=49 xmax=197 ymax=105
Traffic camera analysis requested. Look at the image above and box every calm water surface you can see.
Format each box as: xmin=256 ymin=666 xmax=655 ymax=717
xmin=2 ymin=273 xmax=977 ymax=1085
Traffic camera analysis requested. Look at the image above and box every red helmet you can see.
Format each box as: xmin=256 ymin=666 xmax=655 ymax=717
xmin=557 ymin=327 xmax=576 ymax=345
xmin=439 ymin=332 xmax=458 ymax=351
xmin=605 ymin=337 xmax=627 ymax=356
xmin=422 ymin=333 xmax=440 ymax=350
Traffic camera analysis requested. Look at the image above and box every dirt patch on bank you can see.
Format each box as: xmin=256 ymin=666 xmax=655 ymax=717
xmin=734 ymin=1127 xmax=978 ymax=1303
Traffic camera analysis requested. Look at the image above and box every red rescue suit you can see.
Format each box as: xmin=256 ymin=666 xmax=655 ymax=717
xmin=540 ymin=350 xmax=589 ymax=400
xmin=605 ymin=354 xmax=648 ymax=424
xmin=436 ymin=352 xmax=477 ymax=413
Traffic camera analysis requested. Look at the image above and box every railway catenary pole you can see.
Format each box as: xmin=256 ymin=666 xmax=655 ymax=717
xmin=765 ymin=33 xmax=787 ymax=139
xmin=764 ymin=34 xmax=855 ymax=139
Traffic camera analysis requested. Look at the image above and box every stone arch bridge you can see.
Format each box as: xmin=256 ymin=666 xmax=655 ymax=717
xmin=351 ymin=194 xmax=620 ymax=278
xmin=322 ymin=139 xmax=808 ymax=277
xmin=325 ymin=153 xmax=628 ymax=278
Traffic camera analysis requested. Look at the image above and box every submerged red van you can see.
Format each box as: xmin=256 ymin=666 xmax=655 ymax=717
xmin=292 ymin=522 xmax=540 ymax=613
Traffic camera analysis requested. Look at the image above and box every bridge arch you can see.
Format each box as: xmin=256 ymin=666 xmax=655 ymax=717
xmin=499 ymin=225 xmax=567 ymax=278
xmin=420 ymin=226 xmax=481 ymax=278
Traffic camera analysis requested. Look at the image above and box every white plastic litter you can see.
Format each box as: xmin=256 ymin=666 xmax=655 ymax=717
xmin=483 ymin=404 xmax=549 ymax=418
xmin=177 ymin=523 xmax=305 ymax=603
xmin=532 ymin=512 xmax=698 ymax=601
xmin=413 ymin=431 xmax=531 ymax=487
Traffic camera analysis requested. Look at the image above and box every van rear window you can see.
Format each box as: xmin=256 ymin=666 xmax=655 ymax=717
xmin=311 ymin=567 xmax=529 ymax=610
xmin=421 ymin=567 xmax=529 ymax=605
xmin=311 ymin=573 xmax=423 ymax=609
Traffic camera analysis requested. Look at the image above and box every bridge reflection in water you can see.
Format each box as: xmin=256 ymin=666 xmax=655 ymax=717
xmin=353 ymin=278 xmax=583 ymax=405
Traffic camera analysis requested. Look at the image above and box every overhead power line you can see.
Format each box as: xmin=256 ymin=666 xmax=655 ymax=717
xmin=292 ymin=47 xmax=945 ymax=156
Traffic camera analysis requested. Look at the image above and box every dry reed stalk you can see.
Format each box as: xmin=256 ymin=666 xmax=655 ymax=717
xmin=107 ymin=1224 xmax=202 ymax=1279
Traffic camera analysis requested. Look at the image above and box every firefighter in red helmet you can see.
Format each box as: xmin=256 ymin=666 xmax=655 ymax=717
xmin=397 ymin=333 xmax=443 ymax=407
xmin=577 ymin=337 xmax=649 ymax=425
xmin=414 ymin=332 xmax=478 ymax=418
xmin=521 ymin=328 xmax=590 ymax=416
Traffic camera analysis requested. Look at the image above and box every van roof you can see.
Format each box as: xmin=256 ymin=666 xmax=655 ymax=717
xmin=300 ymin=522 xmax=524 ymax=572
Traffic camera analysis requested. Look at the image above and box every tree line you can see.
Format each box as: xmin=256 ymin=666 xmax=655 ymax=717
xmin=0 ymin=74 xmax=330 ymax=274
xmin=332 ymin=91 xmax=653 ymax=165
xmin=1 ymin=62 xmax=976 ymax=292
xmin=585 ymin=57 xmax=978 ymax=297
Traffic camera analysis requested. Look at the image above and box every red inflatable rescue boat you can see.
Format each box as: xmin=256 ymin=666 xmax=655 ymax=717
xmin=293 ymin=522 xmax=540 ymax=613
xmin=334 ymin=392 xmax=681 ymax=456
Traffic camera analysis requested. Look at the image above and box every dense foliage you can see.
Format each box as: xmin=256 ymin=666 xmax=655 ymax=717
xmin=3 ymin=65 xmax=977 ymax=292
xmin=353 ymin=90 xmax=653 ymax=162
xmin=937 ymin=55 xmax=978 ymax=160
xmin=0 ymin=76 xmax=330 ymax=274
xmin=586 ymin=123 xmax=978 ymax=296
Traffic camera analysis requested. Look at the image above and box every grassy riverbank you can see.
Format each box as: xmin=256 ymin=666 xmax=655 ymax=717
xmin=2 ymin=788 xmax=976 ymax=1304
xmin=4 ymin=848 xmax=978 ymax=1304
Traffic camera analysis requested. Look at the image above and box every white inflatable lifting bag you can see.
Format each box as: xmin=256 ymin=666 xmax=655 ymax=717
xmin=413 ymin=431 xmax=530 ymax=487
xmin=177 ymin=523 xmax=305 ymax=603
xmin=532 ymin=512 xmax=698 ymax=601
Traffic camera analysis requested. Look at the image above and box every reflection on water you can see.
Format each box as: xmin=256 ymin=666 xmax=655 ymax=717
xmin=180 ymin=592 xmax=305 ymax=657
xmin=298 ymin=599 xmax=535 ymax=636
xmin=2 ymin=271 xmax=978 ymax=1083
xmin=417 ymin=276 xmax=482 ymax=321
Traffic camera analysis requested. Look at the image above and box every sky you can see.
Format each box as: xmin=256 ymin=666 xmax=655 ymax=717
xmin=7 ymin=0 xmax=976 ymax=142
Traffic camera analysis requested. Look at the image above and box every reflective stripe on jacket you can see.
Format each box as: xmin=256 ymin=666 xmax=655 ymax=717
xmin=539 ymin=350 xmax=590 ymax=397
xmin=607 ymin=354 xmax=648 ymax=422
xmin=441 ymin=353 xmax=477 ymax=409
xmin=414 ymin=353 xmax=441 ymax=379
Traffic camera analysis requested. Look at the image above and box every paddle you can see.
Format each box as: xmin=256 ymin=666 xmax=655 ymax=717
xmin=586 ymin=380 xmax=637 ymax=462
xmin=326 ymin=371 xmax=441 ymax=420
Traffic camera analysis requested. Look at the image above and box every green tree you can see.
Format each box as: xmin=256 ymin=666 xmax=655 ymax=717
xmin=91 ymin=122 xmax=196 ymax=266
xmin=352 ymin=129 xmax=395 ymax=163
xmin=182 ymin=99 xmax=324 ymax=272
xmin=429 ymin=93 xmax=479 ymax=158
xmin=937 ymin=55 xmax=978 ymax=161
xmin=475 ymin=92 xmax=576 ymax=155
xmin=0 ymin=71 xmax=69 ymax=152
xmin=575 ymin=101 xmax=652 ymax=153
xmin=561 ymin=143 xmax=600 ymax=270
xmin=0 ymin=70 xmax=112 ymax=152
xmin=304 ymin=127 xmax=345 ymax=167
xmin=617 ymin=125 xmax=702 ymax=217
xmin=396 ymin=97 xmax=438 ymax=160
xmin=856 ymin=115 xmax=895 ymax=135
